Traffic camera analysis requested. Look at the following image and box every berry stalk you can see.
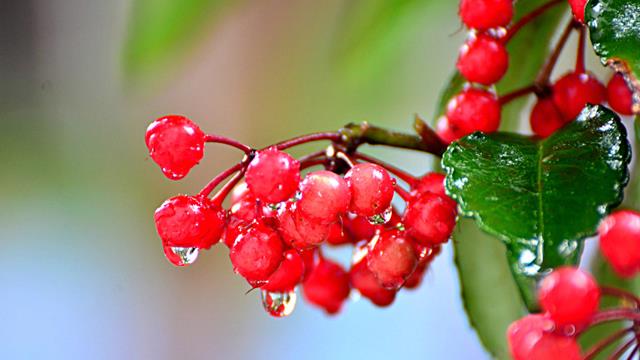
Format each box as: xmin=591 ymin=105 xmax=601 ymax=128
xmin=205 ymin=134 xmax=253 ymax=154
xmin=352 ymin=152 xmax=417 ymax=186
xmin=198 ymin=162 xmax=246 ymax=198
xmin=583 ymin=327 xmax=634 ymax=360
xmin=535 ymin=20 xmax=578 ymax=87
xmin=503 ymin=0 xmax=565 ymax=43
xmin=340 ymin=122 xmax=447 ymax=157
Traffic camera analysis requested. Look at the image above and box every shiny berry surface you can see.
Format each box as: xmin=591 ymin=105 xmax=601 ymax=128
xmin=349 ymin=257 xmax=396 ymax=307
xmin=568 ymin=0 xmax=587 ymax=23
xmin=298 ymin=170 xmax=351 ymax=223
xmin=302 ymin=257 xmax=350 ymax=315
xmin=154 ymin=195 xmax=225 ymax=249
xmin=530 ymin=97 xmax=566 ymax=138
xmin=245 ymin=147 xmax=301 ymax=203
xmin=552 ymin=72 xmax=606 ymax=121
xmin=459 ymin=0 xmax=514 ymax=30
xmin=435 ymin=116 xmax=461 ymax=144
xmin=261 ymin=249 xmax=305 ymax=292
xmin=446 ymin=88 xmax=501 ymax=136
xmin=345 ymin=163 xmax=395 ymax=217
xmin=345 ymin=214 xmax=377 ymax=242
xmin=276 ymin=202 xmax=330 ymax=249
xmin=607 ymin=73 xmax=634 ymax=116
xmin=229 ymin=222 xmax=284 ymax=284
xmin=145 ymin=115 xmax=205 ymax=180
xmin=326 ymin=220 xmax=354 ymax=246
xmin=411 ymin=173 xmax=456 ymax=208
xmin=508 ymin=314 xmax=582 ymax=360
xmin=457 ymin=34 xmax=509 ymax=85
xmin=598 ymin=210 xmax=640 ymax=277
xmin=366 ymin=229 xmax=418 ymax=290
xmin=538 ymin=267 xmax=600 ymax=326
xmin=403 ymin=192 xmax=457 ymax=246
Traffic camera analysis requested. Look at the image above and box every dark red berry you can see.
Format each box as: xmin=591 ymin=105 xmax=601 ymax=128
xmin=403 ymin=261 xmax=428 ymax=289
xmin=302 ymin=257 xmax=351 ymax=315
xmin=366 ymin=229 xmax=418 ymax=290
xmin=245 ymin=147 xmax=300 ymax=203
xmin=552 ymin=72 xmax=606 ymax=121
xmin=229 ymin=222 xmax=284 ymax=285
xmin=276 ymin=202 xmax=331 ymax=249
xmin=345 ymin=163 xmax=395 ymax=217
xmin=349 ymin=256 xmax=396 ymax=307
xmin=145 ymin=115 xmax=205 ymax=180
xmin=459 ymin=0 xmax=514 ymax=30
xmin=598 ymin=210 xmax=640 ymax=277
xmin=508 ymin=314 xmax=582 ymax=360
xmin=345 ymin=213 xmax=377 ymax=242
xmin=436 ymin=116 xmax=461 ymax=144
xmin=538 ymin=267 xmax=600 ymax=326
xmin=530 ymin=97 xmax=565 ymax=138
xmin=457 ymin=34 xmax=509 ymax=85
xmin=326 ymin=220 xmax=354 ymax=246
xmin=403 ymin=193 xmax=457 ymax=246
xmin=568 ymin=0 xmax=587 ymax=23
xmin=446 ymin=88 xmax=501 ymax=136
xmin=607 ymin=73 xmax=635 ymax=116
xmin=261 ymin=249 xmax=305 ymax=292
xmin=299 ymin=248 xmax=321 ymax=281
xmin=298 ymin=170 xmax=351 ymax=223
xmin=154 ymin=195 xmax=225 ymax=249
xmin=411 ymin=172 xmax=457 ymax=208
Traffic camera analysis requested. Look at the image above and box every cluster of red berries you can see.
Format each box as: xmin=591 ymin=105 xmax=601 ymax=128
xmin=146 ymin=115 xmax=458 ymax=316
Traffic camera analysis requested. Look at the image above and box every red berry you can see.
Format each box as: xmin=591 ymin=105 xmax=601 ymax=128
xmin=459 ymin=0 xmax=514 ymax=30
xmin=245 ymin=147 xmax=301 ymax=203
xmin=552 ymin=72 xmax=606 ymax=121
xmin=276 ymin=202 xmax=331 ymax=249
xmin=299 ymin=248 xmax=321 ymax=281
xmin=607 ymin=73 xmax=635 ymax=116
xmin=349 ymin=256 xmax=396 ymax=307
xmin=508 ymin=314 xmax=582 ymax=360
xmin=403 ymin=193 xmax=457 ymax=246
xmin=366 ymin=229 xmax=418 ymax=290
xmin=436 ymin=116 xmax=462 ymax=144
xmin=411 ymin=172 xmax=457 ymax=208
xmin=538 ymin=267 xmax=600 ymax=326
xmin=568 ymin=0 xmax=587 ymax=23
xmin=457 ymin=34 xmax=509 ymax=85
xmin=154 ymin=195 xmax=225 ymax=249
xmin=230 ymin=182 xmax=250 ymax=204
xmin=145 ymin=115 xmax=205 ymax=180
xmin=298 ymin=170 xmax=351 ymax=223
xmin=261 ymin=249 xmax=305 ymax=292
xmin=404 ymin=261 xmax=428 ymax=289
xmin=598 ymin=210 xmax=640 ymax=277
xmin=326 ymin=220 xmax=354 ymax=246
xmin=530 ymin=97 xmax=566 ymax=138
xmin=345 ymin=163 xmax=395 ymax=217
xmin=446 ymin=88 xmax=501 ymax=136
xmin=345 ymin=213 xmax=377 ymax=242
xmin=302 ymin=257 xmax=350 ymax=315
xmin=229 ymin=222 xmax=284 ymax=285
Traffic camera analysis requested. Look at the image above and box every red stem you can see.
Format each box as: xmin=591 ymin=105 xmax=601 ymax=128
xmin=300 ymin=158 xmax=327 ymax=170
xmin=272 ymin=132 xmax=342 ymax=151
xmin=576 ymin=26 xmax=586 ymax=73
xmin=608 ymin=338 xmax=637 ymax=360
xmin=211 ymin=169 xmax=246 ymax=206
xmin=583 ymin=327 xmax=634 ymax=360
xmin=535 ymin=20 xmax=577 ymax=87
xmin=626 ymin=345 xmax=639 ymax=360
xmin=394 ymin=184 xmax=412 ymax=201
xmin=588 ymin=309 xmax=640 ymax=326
xmin=205 ymin=134 xmax=253 ymax=154
xmin=198 ymin=162 xmax=245 ymax=198
xmin=601 ymin=286 xmax=640 ymax=309
xmin=353 ymin=152 xmax=417 ymax=186
xmin=499 ymin=85 xmax=537 ymax=105
xmin=504 ymin=0 xmax=565 ymax=43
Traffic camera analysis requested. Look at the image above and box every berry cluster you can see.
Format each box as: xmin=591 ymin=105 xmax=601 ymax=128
xmin=436 ymin=0 xmax=637 ymax=143
xmin=146 ymin=115 xmax=457 ymax=316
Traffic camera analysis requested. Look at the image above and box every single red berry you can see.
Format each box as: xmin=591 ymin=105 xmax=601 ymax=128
xmin=552 ymin=72 xmax=606 ymax=121
xmin=403 ymin=193 xmax=457 ymax=246
xmin=457 ymin=34 xmax=509 ymax=85
xmin=154 ymin=195 xmax=225 ymax=249
xmin=230 ymin=182 xmax=250 ymax=204
xmin=145 ymin=115 xmax=206 ymax=180
xmin=302 ymin=257 xmax=351 ymax=315
xmin=530 ymin=97 xmax=566 ymax=138
xmin=345 ymin=163 xmax=395 ymax=217
xmin=261 ymin=249 xmax=305 ymax=292
xmin=299 ymin=248 xmax=321 ymax=281
xmin=446 ymin=88 xmax=501 ymax=136
xmin=598 ymin=210 xmax=640 ymax=277
xmin=326 ymin=220 xmax=355 ymax=246
xmin=508 ymin=314 xmax=582 ymax=360
xmin=229 ymin=222 xmax=284 ymax=285
xmin=222 ymin=191 xmax=259 ymax=248
xmin=538 ymin=267 xmax=600 ymax=326
xmin=366 ymin=229 xmax=418 ymax=290
xmin=568 ymin=0 xmax=587 ymax=23
xmin=459 ymin=0 xmax=514 ymax=30
xmin=276 ymin=202 xmax=331 ymax=249
xmin=607 ymin=73 xmax=635 ymax=116
xmin=298 ymin=170 xmax=351 ymax=223
xmin=403 ymin=261 xmax=428 ymax=290
xmin=245 ymin=147 xmax=301 ymax=203
xmin=411 ymin=172 xmax=457 ymax=208
xmin=349 ymin=256 xmax=396 ymax=307
xmin=436 ymin=116 xmax=462 ymax=144
xmin=345 ymin=213 xmax=377 ymax=242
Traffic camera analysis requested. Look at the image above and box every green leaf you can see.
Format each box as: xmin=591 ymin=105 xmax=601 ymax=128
xmin=586 ymin=0 xmax=640 ymax=99
xmin=442 ymin=105 xmax=631 ymax=307
xmin=123 ymin=0 xmax=235 ymax=79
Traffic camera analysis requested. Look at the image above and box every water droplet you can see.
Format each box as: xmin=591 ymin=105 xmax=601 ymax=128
xmin=368 ymin=207 xmax=393 ymax=225
xmin=163 ymin=245 xmax=199 ymax=266
xmin=261 ymin=290 xmax=297 ymax=317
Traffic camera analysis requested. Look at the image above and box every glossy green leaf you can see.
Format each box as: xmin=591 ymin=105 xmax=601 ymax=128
xmin=443 ymin=105 xmax=631 ymax=308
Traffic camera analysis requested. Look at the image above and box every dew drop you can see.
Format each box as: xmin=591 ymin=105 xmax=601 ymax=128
xmin=163 ymin=245 xmax=199 ymax=266
xmin=368 ymin=207 xmax=393 ymax=225
xmin=261 ymin=290 xmax=297 ymax=317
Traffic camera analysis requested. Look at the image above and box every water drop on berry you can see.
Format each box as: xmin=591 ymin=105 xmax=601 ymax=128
xmin=164 ymin=245 xmax=199 ymax=266
xmin=368 ymin=206 xmax=393 ymax=225
xmin=261 ymin=289 xmax=297 ymax=317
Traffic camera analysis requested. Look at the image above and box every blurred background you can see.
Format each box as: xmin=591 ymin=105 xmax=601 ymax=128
xmin=0 ymin=1 xmax=606 ymax=359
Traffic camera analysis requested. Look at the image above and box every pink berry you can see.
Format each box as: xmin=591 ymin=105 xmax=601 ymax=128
xmin=538 ymin=267 xmax=600 ymax=326
xmin=245 ymin=147 xmax=301 ymax=203
xmin=229 ymin=222 xmax=284 ymax=285
xmin=530 ymin=97 xmax=566 ymax=138
xmin=145 ymin=115 xmax=205 ymax=180
xmin=154 ymin=195 xmax=225 ymax=249
xmin=302 ymin=257 xmax=350 ymax=315
xmin=261 ymin=249 xmax=305 ymax=292
xmin=366 ymin=229 xmax=418 ymax=290
xmin=403 ymin=192 xmax=458 ymax=246
xmin=457 ymin=34 xmax=509 ymax=85
xmin=298 ymin=170 xmax=351 ymax=223
xmin=568 ymin=0 xmax=587 ymax=23
xmin=508 ymin=314 xmax=582 ymax=360
xmin=607 ymin=73 xmax=635 ymax=116
xmin=459 ymin=0 xmax=514 ymax=30
xmin=349 ymin=256 xmax=396 ymax=307
xmin=552 ymin=72 xmax=606 ymax=121
xmin=446 ymin=88 xmax=501 ymax=136
xmin=276 ymin=202 xmax=331 ymax=249
xmin=436 ymin=116 xmax=462 ymax=144
xmin=345 ymin=163 xmax=395 ymax=217
xmin=598 ymin=210 xmax=640 ymax=277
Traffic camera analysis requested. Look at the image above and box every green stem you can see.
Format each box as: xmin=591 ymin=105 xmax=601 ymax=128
xmin=340 ymin=122 xmax=447 ymax=157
